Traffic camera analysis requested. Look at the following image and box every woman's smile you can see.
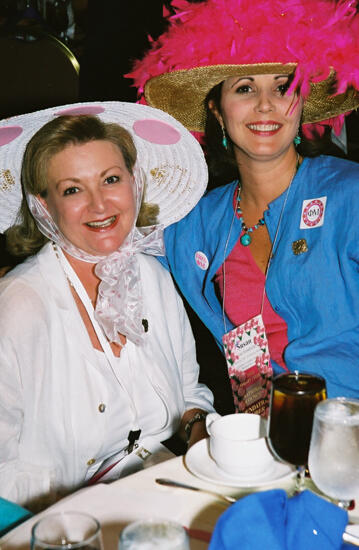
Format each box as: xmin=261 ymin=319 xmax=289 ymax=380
xmin=246 ymin=120 xmax=283 ymax=136
xmin=85 ymin=214 xmax=118 ymax=231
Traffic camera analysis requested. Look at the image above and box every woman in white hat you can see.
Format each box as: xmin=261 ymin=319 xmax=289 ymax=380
xmin=130 ymin=0 xmax=359 ymax=414
xmin=0 ymin=102 xmax=214 ymax=510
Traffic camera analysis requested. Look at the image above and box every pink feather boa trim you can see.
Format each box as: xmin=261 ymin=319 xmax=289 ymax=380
xmin=128 ymin=0 xmax=359 ymax=136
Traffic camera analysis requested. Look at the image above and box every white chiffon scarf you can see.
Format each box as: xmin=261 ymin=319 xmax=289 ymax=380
xmin=26 ymin=165 xmax=165 ymax=346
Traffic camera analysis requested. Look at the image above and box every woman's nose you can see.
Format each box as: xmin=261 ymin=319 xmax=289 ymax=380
xmin=255 ymin=91 xmax=274 ymax=113
xmin=88 ymin=189 xmax=106 ymax=212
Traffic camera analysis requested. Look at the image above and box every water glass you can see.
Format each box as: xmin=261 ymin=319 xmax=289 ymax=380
xmin=308 ymin=397 xmax=359 ymax=508
xmin=31 ymin=511 xmax=103 ymax=550
xmin=119 ymin=519 xmax=190 ymax=550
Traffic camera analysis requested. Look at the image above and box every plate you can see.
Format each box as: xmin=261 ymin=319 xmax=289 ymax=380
xmin=185 ymin=438 xmax=295 ymax=488
xmin=346 ymin=524 xmax=359 ymax=536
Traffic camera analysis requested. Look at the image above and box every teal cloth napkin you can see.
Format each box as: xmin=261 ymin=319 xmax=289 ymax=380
xmin=209 ymin=489 xmax=351 ymax=550
xmin=0 ymin=497 xmax=32 ymax=537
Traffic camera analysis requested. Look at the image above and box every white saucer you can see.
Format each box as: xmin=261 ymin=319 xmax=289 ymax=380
xmin=346 ymin=524 xmax=359 ymax=536
xmin=185 ymin=438 xmax=295 ymax=488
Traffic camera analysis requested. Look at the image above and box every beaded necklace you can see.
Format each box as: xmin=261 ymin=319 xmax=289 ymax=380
xmin=236 ymin=192 xmax=265 ymax=246
xmin=236 ymin=154 xmax=300 ymax=246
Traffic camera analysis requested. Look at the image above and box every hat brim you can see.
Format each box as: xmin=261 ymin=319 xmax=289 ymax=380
xmin=144 ymin=63 xmax=359 ymax=132
xmin=0 ymin=101 xmax=208 ymax=233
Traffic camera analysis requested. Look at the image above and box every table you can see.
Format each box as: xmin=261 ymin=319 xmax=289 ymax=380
xmin=1 ymin=452 xmax=358 ymax=550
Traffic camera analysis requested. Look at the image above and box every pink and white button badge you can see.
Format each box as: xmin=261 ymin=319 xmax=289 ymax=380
xmin=300 ymin=197 xmax=327 ymax=229
xmin=195 ymin=251 xmax=209 ymax=270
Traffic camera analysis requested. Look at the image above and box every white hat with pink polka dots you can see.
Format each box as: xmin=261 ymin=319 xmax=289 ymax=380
xmin=0 ymin=101 xmax=208 ymax=233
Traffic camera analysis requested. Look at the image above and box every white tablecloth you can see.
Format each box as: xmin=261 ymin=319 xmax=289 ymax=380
xmin=1 ymin=452 xmax=357 ymax=550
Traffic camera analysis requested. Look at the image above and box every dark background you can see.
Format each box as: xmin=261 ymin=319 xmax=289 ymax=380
xmin=79 ymin=0 xmax=166 ymax=103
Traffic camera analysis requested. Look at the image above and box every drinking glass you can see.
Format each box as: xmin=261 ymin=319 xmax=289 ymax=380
xmin=31 ymin=511 xmax=103 ymax=550
xmin=119 ymin=519 xmax=190 ymax=550
xmin=268 ymin=371 xmax=327 ymax=492
xmin=308 ymin=397 xmax=359 ymax=508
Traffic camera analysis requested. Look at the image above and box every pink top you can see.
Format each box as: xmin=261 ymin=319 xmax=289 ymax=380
xmin=215 ymin=192 xmax=288 ymax=369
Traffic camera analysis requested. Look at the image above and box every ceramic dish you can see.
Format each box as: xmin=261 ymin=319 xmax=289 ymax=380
xmin=185 ymin=438 xmax=295 ymax=488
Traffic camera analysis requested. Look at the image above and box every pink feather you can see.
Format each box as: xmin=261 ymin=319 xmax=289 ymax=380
xmin=162 ymin=5 xmax=170 ymax=18
xmin=127 ymin=0 xmax=359 ymax=135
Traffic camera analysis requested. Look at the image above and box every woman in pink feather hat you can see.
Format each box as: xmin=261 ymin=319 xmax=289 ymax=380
xmin=129 ymin=0 xmax=359 ymax=414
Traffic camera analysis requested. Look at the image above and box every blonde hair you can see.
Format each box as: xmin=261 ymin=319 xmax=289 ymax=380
xmin=6 ymin=115 xmax=158 ymax=257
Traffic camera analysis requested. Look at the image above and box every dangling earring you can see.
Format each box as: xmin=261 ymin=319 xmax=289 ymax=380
xmin=221 ymin=126 xmax=228 ymax=149
xmin=294 ymin=132 xmax=302 ymax=146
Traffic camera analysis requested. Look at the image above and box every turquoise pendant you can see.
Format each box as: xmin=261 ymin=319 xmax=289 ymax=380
xmin=240 ymin=233 xmax=251 ymax=246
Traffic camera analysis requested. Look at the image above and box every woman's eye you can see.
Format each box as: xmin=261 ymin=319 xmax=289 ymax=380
xmin=235 ymin=84 xmax=253 ymax=94
xmin=105 ymin=175 xmax=120 ymax=184
xmin=63 ymin=186 xmax=79 ymax=196
xmin=277 ymin=82 xmax=290 ymax=95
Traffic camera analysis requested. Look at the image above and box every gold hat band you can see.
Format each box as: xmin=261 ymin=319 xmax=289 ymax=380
xmin=144 ymin=63 xmax=359 ymax=132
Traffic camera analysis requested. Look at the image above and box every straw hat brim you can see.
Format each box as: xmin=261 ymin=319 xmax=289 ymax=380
xmin=0 ymin=101 xmax=208 ymax=233
xmin=144 ymin=63 xmax=359 ymax=132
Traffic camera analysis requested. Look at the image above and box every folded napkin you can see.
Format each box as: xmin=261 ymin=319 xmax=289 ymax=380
xmin=209 ymin=489 xmax=352 ymax=550
xmin=0 ymin=497 xmax=32 ymax=537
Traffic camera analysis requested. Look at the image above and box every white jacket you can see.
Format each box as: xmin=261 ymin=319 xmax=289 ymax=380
xmin=0 ymin=243 xmax=214 ymax=508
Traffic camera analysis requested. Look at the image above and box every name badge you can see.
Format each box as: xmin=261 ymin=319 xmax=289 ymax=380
xmin=300 ymin=197 xmax=327 ymax=229
xmin=222 ymin=314 xmax=272 ymax=417
xmin=194 ymin=250 xmax=209 ymax=270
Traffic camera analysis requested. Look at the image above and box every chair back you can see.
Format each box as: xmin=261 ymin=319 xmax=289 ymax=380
xmin=0 ymin=30 xmax=79 ymax=118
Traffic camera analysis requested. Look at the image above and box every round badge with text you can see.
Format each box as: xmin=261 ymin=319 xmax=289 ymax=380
xmin=195 ymin=251 xmax=209 ymax=270
xmin=302 ymin=199 xmax=325 ymax=227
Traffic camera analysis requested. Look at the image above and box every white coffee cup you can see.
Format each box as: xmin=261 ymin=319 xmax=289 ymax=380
xmin=206 ymin=413 xmax=274 ymax=477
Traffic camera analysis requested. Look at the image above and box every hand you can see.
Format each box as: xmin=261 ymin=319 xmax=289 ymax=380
xmin=187 ymin=420 xmax=208 ymax=449
xmin=178 ymin=408 xmax=209 ymax=449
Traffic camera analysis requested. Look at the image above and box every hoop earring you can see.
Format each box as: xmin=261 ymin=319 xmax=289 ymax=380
xmin=221 ymin=126 xmax=228 ymax=149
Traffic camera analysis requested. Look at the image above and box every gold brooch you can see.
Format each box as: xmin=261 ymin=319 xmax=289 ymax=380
xmin=150 ymin=167 xmax=167 ymax=184
xmin=292 ymin=239 xmax=308 ymax=255
xmin=0 ymin=169 xmax=15 ymax=192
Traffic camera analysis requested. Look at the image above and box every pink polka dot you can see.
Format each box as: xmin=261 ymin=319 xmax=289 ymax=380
xmin=0 ymin=126 xmax=23 ymax=146
xmin=133 ymin=119 xmax=180 ymax=145
xmin=55 ymin=106 xmax=105 ymax=116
